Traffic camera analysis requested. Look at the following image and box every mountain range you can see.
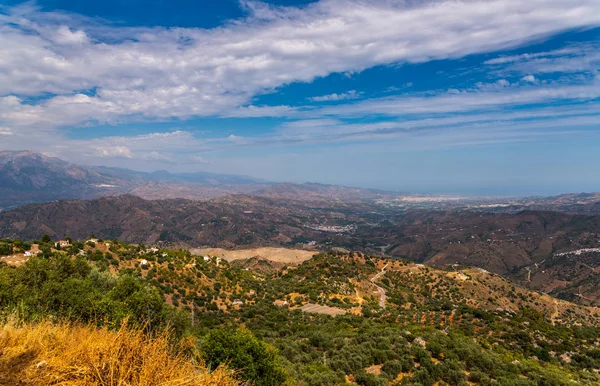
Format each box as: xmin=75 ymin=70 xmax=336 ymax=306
xmin=0 ymin=151 xmax=410 ymax=209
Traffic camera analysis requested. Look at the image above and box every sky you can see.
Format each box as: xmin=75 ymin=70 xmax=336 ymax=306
xmin=1 ymin=0 xmax=600 ymax=196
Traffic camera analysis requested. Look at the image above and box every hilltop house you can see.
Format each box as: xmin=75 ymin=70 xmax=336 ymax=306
xmin=25 ymin=245 xmax=41 ymax=257
xmin=55 ymin=240 xmax=71 ymax=248
xmin=203 ymin=256 xmax=211 ymax=262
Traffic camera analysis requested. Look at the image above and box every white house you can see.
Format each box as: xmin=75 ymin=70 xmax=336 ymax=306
xmin=55 ymin=240 xmax=71 ymax=248
xmin=203 ymin=256 xmax=211 ymax=262
xmin=140 ymin=259 xmax=149 ymax=267
xmin=232 ymin=300 xmax=244 ymax=306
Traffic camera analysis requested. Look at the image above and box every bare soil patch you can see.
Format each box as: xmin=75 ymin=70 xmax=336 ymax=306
xmin=190 ymin=247 xmax=316 ymax=265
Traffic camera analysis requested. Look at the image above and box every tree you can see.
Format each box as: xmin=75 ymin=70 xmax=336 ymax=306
xmin=41 ymin=234 xmax=52 ymax=244
xmin=0 ymin=243 xmax=11 ymax=256
xmin=202 ymin=328 xmax=286 ymax=386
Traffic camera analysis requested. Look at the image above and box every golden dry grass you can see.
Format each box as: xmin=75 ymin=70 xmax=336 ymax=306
xmin=0 ymin=320 xmax=237 ymax=386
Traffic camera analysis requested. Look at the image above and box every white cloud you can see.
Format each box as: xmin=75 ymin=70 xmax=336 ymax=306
xmin=485 ymin=42 xmax=600 ymax=75
xmin=53 ymin=25 xmax=89 ymax=45
xmin=250 ymin=103 xmax=600 ymax=148
xmin=310 ymin=81 xmax=600 ymax=118
xmin=0 ymin=0 xmax=600 ymax=171
xmin=0 ymin=126 xmax=12 ymax=136
xmin=1 ymin=0 xmax=600 ymax=131
xmin=96 ymin=146 xmax=133 ymax=158
xmin=189 ymin=155 xmax=213 ymax=164
xmin=521 ymin=75 xmax=537 ymax=83
xmin=308 ymin=90 xmax=362 ymax=102
xmin=227 ymin=134 xmax=245 ymax=143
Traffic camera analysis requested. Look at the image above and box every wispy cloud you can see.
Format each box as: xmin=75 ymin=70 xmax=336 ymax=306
xmin=485 ymin=42 xmax=600 ymax=76
xmin=308 ymin=90 xmax=362 ymax=102
xmin=0 ymin=126 xmax=12 ymax=136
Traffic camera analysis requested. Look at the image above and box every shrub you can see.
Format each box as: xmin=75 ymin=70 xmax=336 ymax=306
xmin=202 ymin=327 xmax=286 ymax=386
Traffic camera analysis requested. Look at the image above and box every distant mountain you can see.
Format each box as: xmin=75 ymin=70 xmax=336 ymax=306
xmin=0 ymin=151 xmax=137 ymax=209
xmin=0 ymin=151 xmax=406 ymax=209
xmin=0 ymin=151 xmax=268 ymax=209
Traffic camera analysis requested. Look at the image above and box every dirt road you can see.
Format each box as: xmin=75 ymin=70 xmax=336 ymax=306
xmin=371 ymin=263 xmax=388 ymax=309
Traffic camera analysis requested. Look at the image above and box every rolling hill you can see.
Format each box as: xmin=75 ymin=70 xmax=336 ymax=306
xmin=2 ymin=239 xmax=600 ymax=385
xmin=3 ymin=194 xmax=600 ymax=306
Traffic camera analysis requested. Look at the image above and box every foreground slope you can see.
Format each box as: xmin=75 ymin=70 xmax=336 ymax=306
xmin=3 ymin=237 xmax=600 ymax=385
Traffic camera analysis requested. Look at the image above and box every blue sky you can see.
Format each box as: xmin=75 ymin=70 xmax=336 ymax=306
xmin=1 ymin=0 xmax=600 ymax=195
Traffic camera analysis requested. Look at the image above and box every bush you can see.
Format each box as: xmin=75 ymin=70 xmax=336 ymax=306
xmin=202 ymin=328 xmax=286 ymax=386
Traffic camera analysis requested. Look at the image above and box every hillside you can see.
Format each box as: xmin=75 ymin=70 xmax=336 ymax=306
xmin=2 ymin=239 xmax=600 ymax=385
xmin=3 ymin=194 xmax=600 ymax=306
xmin=514 ymin=248 xmax=600 ymax=306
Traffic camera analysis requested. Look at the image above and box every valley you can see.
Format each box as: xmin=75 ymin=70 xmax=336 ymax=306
xmin=3 ymin=152 xmax=600 ymax=384
xmin=3 ymin=190 xmax=600 ymax=306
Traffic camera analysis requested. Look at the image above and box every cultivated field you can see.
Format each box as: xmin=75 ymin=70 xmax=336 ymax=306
xmin=299 ymin=303 xmax=347 ymax=316
xmin=190 ymin=247 xmax=316 ymax=265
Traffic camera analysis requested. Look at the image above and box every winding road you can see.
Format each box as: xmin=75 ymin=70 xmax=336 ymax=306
xmin=371 ymin=263 xmax=389 ymax=309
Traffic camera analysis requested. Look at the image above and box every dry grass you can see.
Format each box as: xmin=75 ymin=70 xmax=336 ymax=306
xmin=0 ymin=320 xmax=237 ymax=386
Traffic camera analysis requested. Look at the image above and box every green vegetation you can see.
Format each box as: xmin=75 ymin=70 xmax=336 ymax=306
xmin=1 ymin=237 xmax=600 ymax=385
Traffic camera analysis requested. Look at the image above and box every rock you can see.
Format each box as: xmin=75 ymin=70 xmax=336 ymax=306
xmin=413 ymin=337 xmax=426 ymax=348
